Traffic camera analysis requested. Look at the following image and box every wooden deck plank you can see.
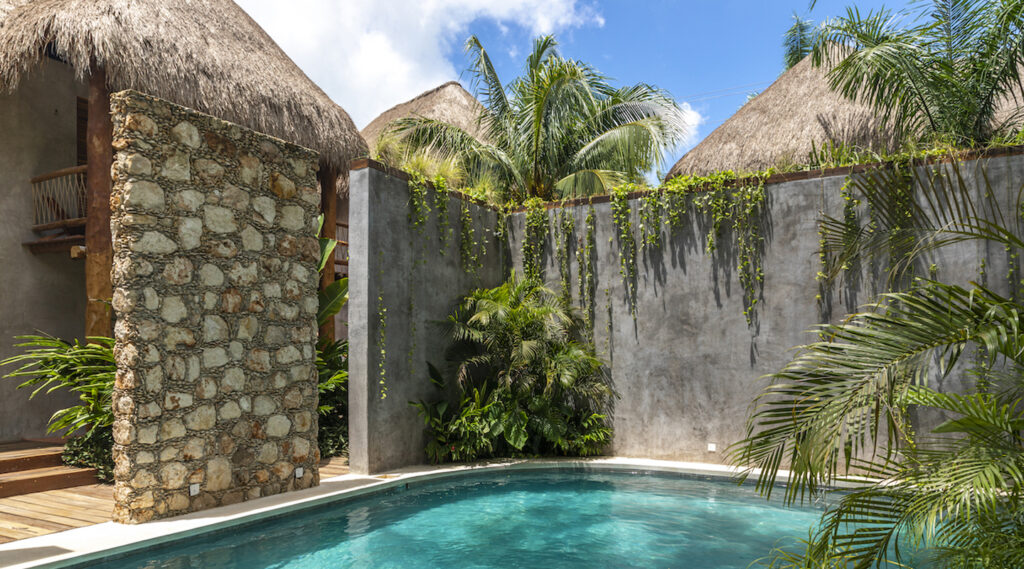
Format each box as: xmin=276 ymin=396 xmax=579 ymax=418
xmin=0 ymin=503 xmax=96 ymax=528
xmin=12 ymin=490 xmax=108 ymax=509
xmin=0 ymin=454 xmax=353 ymax=545
xmin=0 ymin=511 xmax=74 ymax=533
xmin=1 ymin=496 xmax=111 ymax=523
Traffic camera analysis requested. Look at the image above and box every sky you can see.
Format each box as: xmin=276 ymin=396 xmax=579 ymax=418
xmin=236 ymin=0 xmax=906 ymax=171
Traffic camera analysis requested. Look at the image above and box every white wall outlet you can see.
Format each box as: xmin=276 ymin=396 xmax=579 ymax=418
xmin=295 ymin=467 xmax=304 ymax=478
xmin=707 ymin=443 xmax=717 ymax=452
xmin=189 ymin=483 xmax=200 ymax=496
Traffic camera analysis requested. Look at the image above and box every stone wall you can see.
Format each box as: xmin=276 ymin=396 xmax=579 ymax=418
xmin=108 ymin=90 xmax=321 ymax=523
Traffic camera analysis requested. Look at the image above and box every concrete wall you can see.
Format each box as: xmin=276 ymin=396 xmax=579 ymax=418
xmin=0 ymin=59 xmax=89 ymax=442
xmin=108 ymin=91 xmax=321 ymax=523
xmin=506 ymin=153 xmax=1024 ymax=463
xmin=348 ymin=163 xmax=504 ymax=474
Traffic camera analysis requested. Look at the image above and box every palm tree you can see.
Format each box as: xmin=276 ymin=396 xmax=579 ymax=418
xmin=732 ymin=162 xmax=1024 ymax=568
xmin=784 ymin=13 xmax=818 ymax=70
xmin=393 ymin=35 xmax=690 ymax=203
xmin=812 ymin=0 xmax=1024 ymax=146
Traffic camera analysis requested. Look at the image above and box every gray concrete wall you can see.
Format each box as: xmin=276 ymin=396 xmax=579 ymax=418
xmin=506 ymin=153 xmax=1024 ymax=463
xmin=348 ymin=164 xmax=504 ymax=474
xmin=0 ymin=59 xmax=89 ymax=442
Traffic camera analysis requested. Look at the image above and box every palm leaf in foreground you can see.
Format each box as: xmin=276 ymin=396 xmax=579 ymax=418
xmin=732 ymin=281 xmax=1024 ymax=567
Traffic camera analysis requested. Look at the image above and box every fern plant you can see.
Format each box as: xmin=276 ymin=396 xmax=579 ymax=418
xmin=413 ymin=272 xmax=615 ymax=462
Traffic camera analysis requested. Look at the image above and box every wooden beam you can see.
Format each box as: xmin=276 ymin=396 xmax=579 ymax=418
xmin=318 ymin=167 xmax=339 ymax=342
xmin=85 ymin=65 xmax=113 ymax=339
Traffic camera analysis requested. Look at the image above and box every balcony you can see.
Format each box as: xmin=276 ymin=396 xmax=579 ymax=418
xmin=24 ymin=166 xmax=87 ymax=255
xmin=334 ymin=221 xmax=349 ymax=277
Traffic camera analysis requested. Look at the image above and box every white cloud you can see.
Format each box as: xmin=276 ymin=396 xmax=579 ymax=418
xmin=235 ymin=0 xmax=605 ymax=128
xmin=679 ymin=103 xmax=703 ymax=151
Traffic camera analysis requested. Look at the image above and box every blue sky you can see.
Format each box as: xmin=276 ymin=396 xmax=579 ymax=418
xmin=237 ymin=0 xmax=906 ymax=168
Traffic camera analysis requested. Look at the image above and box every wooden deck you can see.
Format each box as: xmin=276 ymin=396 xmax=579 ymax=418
xmin=0 ymin=455 xmax=350 ymax=545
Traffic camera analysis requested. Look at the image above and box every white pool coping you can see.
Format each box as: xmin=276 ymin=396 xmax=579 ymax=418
xmin=0 ymin=457 xmax=789 ymax=569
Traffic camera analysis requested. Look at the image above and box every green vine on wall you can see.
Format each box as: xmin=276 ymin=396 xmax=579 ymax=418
xmin=522 ymin=197 xmax=548 ymax=281
xmin=610 ymin=186 xmax=640 ymax=319
xmin=555 ymin=209 xmax=576 ymax=305
xmin=377 ymin=293 xmax=388 ymax=400
xmin=407 ymin=172 xmax=431 ymax=233
xmin=670 ymin=171 xmax=767 ymax=326
xmin=576 ymin=207 xmax=597 ymax=340
xmin=459 ymin=201 xmax=481 ymax=274
xmin=639 ymin=192 xmax=663 ymax=248
xmin=433 ymin=176 xmax=451 ymax=250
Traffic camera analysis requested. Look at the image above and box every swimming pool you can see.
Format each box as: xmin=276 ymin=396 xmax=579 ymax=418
xmin=73 ymin=468 xmax=823 ymax=569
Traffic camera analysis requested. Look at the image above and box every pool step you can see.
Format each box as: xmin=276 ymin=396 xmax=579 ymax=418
xmin=0 ymin=442 xmax=99 ymax=498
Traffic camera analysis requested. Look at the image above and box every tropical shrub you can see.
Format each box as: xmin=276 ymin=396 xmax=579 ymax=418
xmin=395 ymin=35 xmax=689 ymax=203
xmin=733 ymin=162 xmax=1024 ymax=568
xmin=2 ymin=333 xmax=350 ymax=466
xmin=413 ymin=273 xmax=614 ymax=463
xmin=812 ymin=0 xmax=1024 ymax=146
xmin=316 ymin=337 xmax=349 ymax=458
xmin=0 ymin=335 xmax=115 ymax=480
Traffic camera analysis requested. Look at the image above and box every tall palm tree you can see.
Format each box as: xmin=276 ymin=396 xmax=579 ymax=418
xmin=732 ymin=162 xmax=1024 ymax=568
xmin=813 ymin=0 xmax=1024 ymax=146
xmin=393 ymin=35 xmax=689 ymax=203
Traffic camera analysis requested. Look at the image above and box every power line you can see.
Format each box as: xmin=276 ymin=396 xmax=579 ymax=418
xmin=679 ymin=80 xmax=774 ymax=103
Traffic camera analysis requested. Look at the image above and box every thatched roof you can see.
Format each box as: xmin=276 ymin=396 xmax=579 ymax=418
xmin=0 ymin=1 xmax=25 ymax=23
xmin=361 ymin=81 xmax=485 ymax=151
xmin=0 ymin=0 xmax=367 ymax=180
xmin=667 ymin=55 xmax=898 ymax=179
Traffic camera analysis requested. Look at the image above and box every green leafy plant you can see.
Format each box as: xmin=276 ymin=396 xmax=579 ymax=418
xmin=316 ymin=337 xmax=349 ymax=458
xmin=413 ymin=273 xmax=614 ymax=463
xmin=812 ymin=0 xmax=1024 ymax=146
xmin=784 ymin=12 xmax=819 ymax=69
xmin=1 ymin=335 xmax=115 ymax=479
xmin=610 ymin=185 xmax=639 ymax=318
xmin=394 ymin=34 xmax=689 ymax=203
xmin=522 ymin=197 xmax=548 ymax=281
xmin=732 ymin=159 xmax=1024 ymax=568
xmin=317 ymin=214 xmax=349 ymax=329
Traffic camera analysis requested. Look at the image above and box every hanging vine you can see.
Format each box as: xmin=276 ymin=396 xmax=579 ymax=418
xmin=678 ymin=171 xmax=767 ymax=326
xmin=639 ymin=192 xmax=663 ymax=248
xmin=576 ymin=207 xmax=597 ymax=340
xmin=522 ymin=197 xmax=548 ymax=281
xmin=407 ymin=171 xmax=431 ymax=233
xmin=376 ymin=293 xmax=388 ymax=400
xmin=433 ymin=176 xmax=451 ymax=250
xmin=459 ymin=201 xmax=480 ymax=274
xmin=555 ymin=209 xmax=575 ymax=304
xmin=610 ymin=185 xmax=639 ymax=319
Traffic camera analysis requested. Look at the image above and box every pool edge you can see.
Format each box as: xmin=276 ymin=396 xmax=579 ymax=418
xmin=0 ymin=458 xmax=782 ymax=569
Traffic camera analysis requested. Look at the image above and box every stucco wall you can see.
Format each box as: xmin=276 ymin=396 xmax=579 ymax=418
xmin=108 ymin=91 xmax=321 ymax=523
xmin=0 ymin=59 xmax=88 ymax=442
xmin=506 ymin=153 xmax=1024 ymax=463
xmin=347 ymin=163 xmax=504 ymax=474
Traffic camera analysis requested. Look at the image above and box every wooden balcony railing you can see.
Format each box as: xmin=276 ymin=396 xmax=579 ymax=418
xmin=31 ymin=165 xmax=88 ymax=230
xmin=335 ymin=221 xmax=349 ymax=275
xmin=24 ymin=165 xmax=87 ymax=254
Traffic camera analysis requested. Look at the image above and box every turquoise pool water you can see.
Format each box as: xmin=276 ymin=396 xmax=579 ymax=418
xmin=83 ymin=469 xmax=824 ymax=569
